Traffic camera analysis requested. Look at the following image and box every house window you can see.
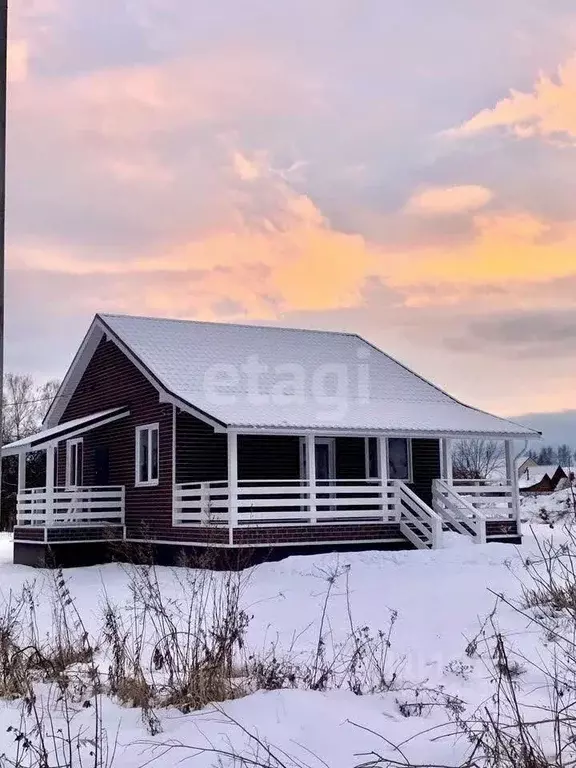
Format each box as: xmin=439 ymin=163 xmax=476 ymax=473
xmin=365 ymin=438 xmax=379 ymax=479
xmin=299 ymin=437 xmax=336 ymax=481
xmin=388 ymin=438 xmax=412 ymax=481
xmin=135 ymin=424 xmax=159 ymax=486
xmin=66 ymin=438 xmax=83 ymax=488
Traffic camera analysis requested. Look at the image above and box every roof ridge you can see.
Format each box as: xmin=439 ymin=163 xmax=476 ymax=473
xmin=98 ymin=312 xmax=358 ymax=339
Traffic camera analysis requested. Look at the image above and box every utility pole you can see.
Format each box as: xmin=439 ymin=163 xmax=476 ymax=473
xmin=0 ymin=1 xmax=8 ymax=522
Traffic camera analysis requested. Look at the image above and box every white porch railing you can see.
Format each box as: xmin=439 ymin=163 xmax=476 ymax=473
xmin=446 ymin=479 xmax=516 ymax=519
xmin=16 ymin=486 xmax=125 ymax=527
xmin=432 ymin=479 xmax=487 ymax=544
xmin=174 ymin=478 xmax=404 ymax=526
xmin=174 ymin=478 xmax=442 ymax=549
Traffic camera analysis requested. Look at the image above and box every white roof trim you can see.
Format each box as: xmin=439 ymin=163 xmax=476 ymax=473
xmin=44 ymin=318 xmax=105 ymax=427
xmin=3 ymin=407 xmax=130 ymax=456
xmin=229 ymin=426 xmax=538 ymax=439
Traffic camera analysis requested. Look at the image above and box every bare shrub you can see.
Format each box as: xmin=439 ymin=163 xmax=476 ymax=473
xmin=0 ymin=574 xmax=116 ymax=767
xmin=100 ymin=558 xmax=251 ymax=724
xmin=357 ymin=529 xmax=576 ymax=767
xmin=0 ymin=556 xmax=414 ymax=765
xmin=0 ymin=678 xmax=118 ymax=768
xmin=293 ymin=563 xmax=404 ymax=696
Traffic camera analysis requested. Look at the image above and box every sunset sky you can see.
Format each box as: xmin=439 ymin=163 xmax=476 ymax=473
xmin=6 ymin=0 xmax=576 ymax=424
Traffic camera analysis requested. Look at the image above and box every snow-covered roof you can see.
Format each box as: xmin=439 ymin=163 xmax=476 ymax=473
xmin=3 ymin=407 xmax=129 ymax=455
xmin=48 ymin=314 xmax=538 ymax=437
xmin=518 ymin=464 xmax=570 ymax=488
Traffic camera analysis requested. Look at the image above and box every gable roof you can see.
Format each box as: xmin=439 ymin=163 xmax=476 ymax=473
xmin=46 ymin=313 xmax=538 ymax=438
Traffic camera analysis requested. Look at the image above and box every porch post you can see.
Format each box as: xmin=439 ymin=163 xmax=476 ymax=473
xmin=45 ymin=443 xmax=55 ymax=528
xmin=227 ymin=431 xmax=238 ymax=545
xmin=504 ymin=439 xmax=521 ymax=524
xmin=17 ymin=450 xmax=26 ymax=492
xmin=305 ymin=433 xmax=317 ymax=523
xmin=441 ymin=438 xmax=453 ymax=482
xmin=16 ymin=450 xmax=26 ymax=527
xmin=377 ymin=437 xmax=389 ymax=519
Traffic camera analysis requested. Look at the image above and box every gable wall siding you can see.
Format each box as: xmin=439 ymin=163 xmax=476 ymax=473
xmin=175 ymin=411 xmax=227 ymax=484
xmin=59 ymin=337 xmax=173 ymax=539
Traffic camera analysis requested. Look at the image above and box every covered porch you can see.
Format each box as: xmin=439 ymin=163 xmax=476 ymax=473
xmin=173 ymin=429 xmax=522 ymax=549
xmin=4 ymin=408 xmax=128 ymax=532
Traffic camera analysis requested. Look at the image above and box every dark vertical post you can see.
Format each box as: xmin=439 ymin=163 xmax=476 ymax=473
xmin=0 ymin=1 xmax=8 ymax=524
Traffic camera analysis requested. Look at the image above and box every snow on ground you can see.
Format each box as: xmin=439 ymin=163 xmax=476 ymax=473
xmin=520 ymin=486 xmax=576 ymax=523
xmin=0 ymin=507 xmax=573 ymax=767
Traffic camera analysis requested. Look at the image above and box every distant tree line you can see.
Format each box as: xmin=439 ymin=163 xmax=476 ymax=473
xmin=1 ymin=373 xmax=60 ymax=530
xmin=526 ymin=444 xmax=576 ymax=467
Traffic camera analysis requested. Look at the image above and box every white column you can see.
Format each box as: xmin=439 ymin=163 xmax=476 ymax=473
xmin=505 ymin=439 xmax=521 ymax=524
xmin=15 ymin=451 xmax=26 ymax=527
xmin=377 ymin=437 xmax=390 ymax=519
xmin=45 ymin=443 xmax=55 ymax=528
xmin=227 ymin=431 xmax=238 ymax=544
xmin=17 ymin=451 xmax=26 ymax=492
xmin=305 ymin=433 xmax=317 ymax=523
xmin=171 ymin=405 xmax=176 ymax=525
xmin=441 ymin=438 xmax=453 ymax=482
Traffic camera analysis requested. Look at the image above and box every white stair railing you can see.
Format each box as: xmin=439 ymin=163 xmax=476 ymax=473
xmin=432 ymin=480 xmax=487 ymax=544
xmin=397 ymin=481 xmax=443 ymax=550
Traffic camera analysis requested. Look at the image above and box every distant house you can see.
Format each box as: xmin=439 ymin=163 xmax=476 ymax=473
xmin=2 ymin=314 xmax=537 ymax=568
xmin=518 ymin=463 xmax=571 ymax=494
xmin=517 ymin=456 xmax=538 ymax=478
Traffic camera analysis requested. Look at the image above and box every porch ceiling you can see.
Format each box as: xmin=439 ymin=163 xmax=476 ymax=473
xmin=2 ymin=407 xmax=130 ymax=456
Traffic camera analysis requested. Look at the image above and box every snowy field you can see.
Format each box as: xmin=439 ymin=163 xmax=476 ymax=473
xmin=0 ymin=494 xmax=573 ymax=767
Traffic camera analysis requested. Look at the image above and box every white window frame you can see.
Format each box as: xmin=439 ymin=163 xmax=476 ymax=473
xmin=53 ymin=445 xmax=59 ymax=488
xmin=66 ymin=438 xmax=83 ymax=489
xmin=299 ymin=437 xmax=336 ymax=480
xmin=135 ymin=423 xmax=160 ymax=487
xmin=387 ymin=437 xmax=413 ymax=483
xmin=364 ymin=437 xmax=380 ymax=480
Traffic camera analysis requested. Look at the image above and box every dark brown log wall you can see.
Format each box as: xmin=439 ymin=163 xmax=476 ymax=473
xmin=238 ymin=435 xmax=300 ymax=480
xmin=58 ymin=337 xmax=173 ymax=540
xmin=175 ymin=426 xmax=302 ymax=484
xmin=175 ymin=411 xmax=227 ymax=484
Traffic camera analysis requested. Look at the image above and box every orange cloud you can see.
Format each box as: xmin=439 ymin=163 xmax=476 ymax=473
xmin=17 ymin=169 xmax=576 ymax=323
xmin=448 ymin=56 xmax=576 ymax=141
xmin=404 ymin=185 xmax=493 ymax=215
xmin=389 ymin=211 xmax=576 ymax=305
xmin=13 ymin=148 xmax=380 ymax=317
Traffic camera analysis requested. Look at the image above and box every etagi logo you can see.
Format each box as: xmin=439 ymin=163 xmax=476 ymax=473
xmin=203 ymin=347 xmax=371 ymax=422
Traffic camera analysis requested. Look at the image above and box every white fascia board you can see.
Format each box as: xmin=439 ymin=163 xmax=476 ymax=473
xmin=227 ymin=426 xmax=539 ymax=439
xmin=44 ymin=320 xmax=105 ymax=427
xmin=46 ymin=315 xmax=226 ymax=433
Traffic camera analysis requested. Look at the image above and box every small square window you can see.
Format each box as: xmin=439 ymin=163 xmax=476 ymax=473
xmin=136 ymin=424 xmax=159 ymax=486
